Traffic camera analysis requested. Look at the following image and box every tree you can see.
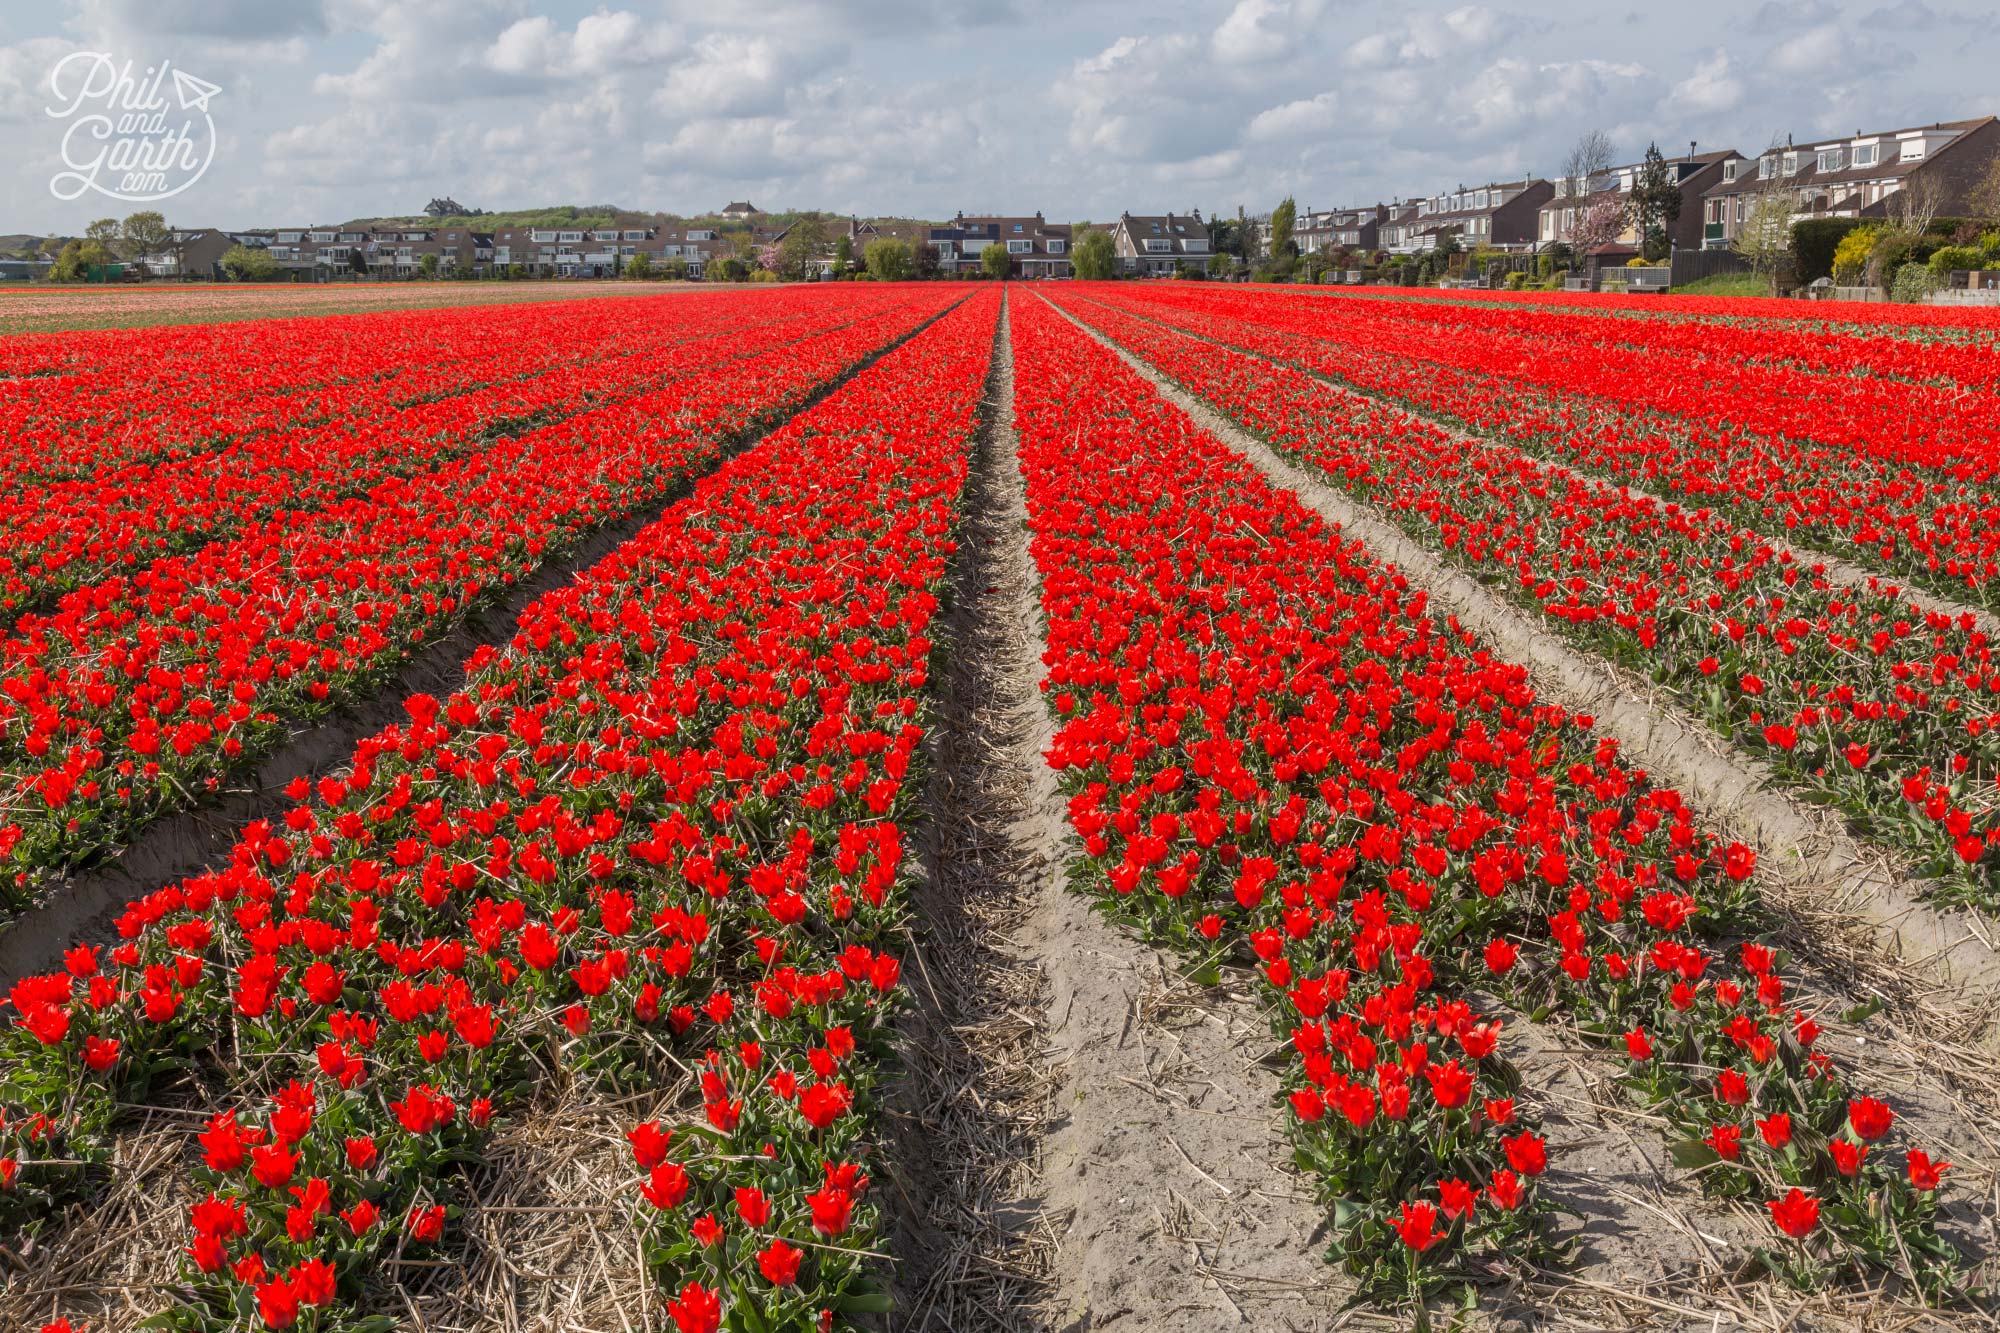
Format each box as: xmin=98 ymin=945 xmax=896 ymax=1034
xmin=863 ymin=238 xmax=912 ymax=282
xmin=981 ymin=243 xmax=1012 ymax=280
xmin=85 ymin=218 xmax=122 ymax=254
xmin=833 ymin=233 xmax=853 ymax=276
xmin=221 ymin=244 xmax=280 ymax=282
xmin=1071 ymin=229 xmax=1116 ymax=279
xmin=715 ymin=256 xmax=750 ymax=282
xmin=1886 ymin=173 xmax=1947 ymax=239
xmin=910 ymin=243 xmax=941 ymax=281
xmin=660 ymin=257 xmax=689 ymax=281
xmin=1561 ymin=129 xmax=1617 ymax=190
xmin=1208 ymin=214 xmax=1242 ymax=258
xmin=121 ymin=210 xmax=170 ymax=263
xmin=50 ymin=238 xmax=114 ymax=282
xmin=776 ymin=216 xmax=829 ymax=281
xmin=451 ymin=254 xmax=477 ymax=281
xmin=1565 ymin=196 xmax=1626 ymax=262
xmin=626 ymin=251 xmax=654 ymax=280
xmin=1969 ymin=156 xmax=2000 ymax=220
xmin=1238 ymin=212 xmax=1261 ymax=266
xmin=1733 ymin=189 xmax=1792 ymax=276
xmin=418 ymin=253 xmax=440 ymax=279
xmin=1270 ymin=196 xmax=1297 ymax=259
xmin=1626 ymin=142 xmax=1683 ymax=261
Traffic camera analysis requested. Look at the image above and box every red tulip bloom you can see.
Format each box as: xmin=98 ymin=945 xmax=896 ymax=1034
xmin=1502 ymin=1132 xmax=1547 ymax=1177
xmin=667 ymin=1281 xmax=721 ymax=1333
xmin=1907 ymin=1150 xmax=1950 ymax=1191
xmin=1394 ymin=1200 xmax=1439 ymax=1251
xmin=759 ymin=1238 xmax=804 ymax=1287
xmin=1767 ymin=1188 xmax=1818 ymax=1239
xmin=1848 ymin=1096 xmax=1894 ymax=1142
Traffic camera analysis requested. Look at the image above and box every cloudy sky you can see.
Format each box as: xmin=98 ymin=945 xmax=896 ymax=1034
xmin=1 ymin=0 xmax=1993 ymax=232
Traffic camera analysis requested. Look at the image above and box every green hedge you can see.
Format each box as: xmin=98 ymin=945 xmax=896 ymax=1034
xmin=1791 ymin=215 xmax=1977 ymax=284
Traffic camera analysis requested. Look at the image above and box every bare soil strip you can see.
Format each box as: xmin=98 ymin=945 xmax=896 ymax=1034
xmin=0 ymin=299 xmax=964 ymax=992
xmin=1045 ymin=292 xmax=2000 ymax=1324
xmin=927 ymin=294 xmax=1342 ymax=1332
xmin=1046 ymin=294 xmax=2000 ymax=1020
xmin=882 ymin=295 xmax=1059 ymax=1331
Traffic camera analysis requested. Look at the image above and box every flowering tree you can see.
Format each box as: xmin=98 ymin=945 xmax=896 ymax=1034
xmin=1564 ymin=196 xmax=1626 ymax=260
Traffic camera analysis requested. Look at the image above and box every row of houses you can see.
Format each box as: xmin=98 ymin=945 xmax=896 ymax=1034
xmin=139 ymin=214 xmax=741 ymax=280
xmin=1294 ymin=114 xmax=2000 ymax=264
xmin=110 ymin=113 xmax=2000 ymax=285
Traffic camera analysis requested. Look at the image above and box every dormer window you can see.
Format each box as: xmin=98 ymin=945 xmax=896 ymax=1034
xmin=1759 ymin=156 xmax=1776 ymax=179
xmin=1722 ymin=160 xmax=1739 ymax=183
xmin=1781 ymin=152 xmax=1800 ymax=175
xmin=1816 ymin=147 xmax=1845 ymax=172
xmin=1853 ymin=143 xmax=1879 ymax=167
xmin=1900 ymin=138 xmax=1926 ymax=161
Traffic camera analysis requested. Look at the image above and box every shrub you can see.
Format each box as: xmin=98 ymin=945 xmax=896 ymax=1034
xmin=1927 ymin=245 xmax=1984 ymax=277
xmin=1506 ymin=271 xmax=1529 ymax=290
xmin=1791 ymin=217 xmax=1868 ymax=284
xmin=1891 ymin=261 xmax=1942 ymax=304
xmin=1831 ymin=225 xmax=1879 ymax=285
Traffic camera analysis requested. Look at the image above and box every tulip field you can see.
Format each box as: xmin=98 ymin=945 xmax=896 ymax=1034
xmin=5 ymin=281 xmax=2000 ymax=1331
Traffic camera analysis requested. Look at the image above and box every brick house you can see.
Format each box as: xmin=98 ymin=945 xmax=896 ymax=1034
xmin=1385 ymin=180 xmax=1553 ymax=254
xmin=1376 ymin=203 xmax=1423 ymax=253
xmin=1109 ymin=211 xmax=1210 ymax=275
xmin=927 ymin=212 xmax=1072 ymax=277
xmin=1699 ymin=116 xmax=2000 ymax=248
xmin=133 ymin=227 xmax=240 ymax=279
xmin=1294 ymin=205 xmax=1388 ymax=256
xmin=1537 ymin=148 xmax=1741 ymax=260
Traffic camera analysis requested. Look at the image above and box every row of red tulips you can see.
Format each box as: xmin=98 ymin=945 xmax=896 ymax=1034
xmin=1013 ymin=291 xmax=1958 ymax=1303
xmin=1276 ymin=284 xmax=2000 ymax=393
xmin=1067 ymin=286 xmax=2000 ymax=909
xmin=1303 ymin=283 xmax=2000 ymax=345
xmin=2 ymin=288 xmax=1002 ymax=1331
xmin=0 ymin=288 xmax=925 ymax=623
xmin=0 ymin=290 xmax=961 ymax=912
xmin=1 ymin=293 xmax=790 ymax=486
xmin=1132 ymin=284 xmax=2000 ymax=607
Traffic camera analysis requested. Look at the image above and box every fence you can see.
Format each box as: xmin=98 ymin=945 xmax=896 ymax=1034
xmin=1667 ymin=249 xmax=1750 ymax=287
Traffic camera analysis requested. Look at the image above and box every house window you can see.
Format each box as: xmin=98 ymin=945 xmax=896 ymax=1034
xmin=1816 ymin=148 xmax=1844 ymax=172
xmin=1721 ymin=161 xmax=1738 ymax=183
xmin=623 ymin=230 xmax=647 ymax=240
xmin=1007 ymin=240 xmax=1033 ymax=254
xmin=1853 ymin=143 xmax=1879 ymax=167
xmin=1900 ymin=139 xmax=1926 ymax=161
xmin=1047 ymin=240 xmax=1066 ymax=254
xmin=1781 ymin=152 xmax=1800 ymax=175
xmin=1759 ymin=156 xmax=1776 ymax=179
xmin=558 ymin=231 xmax=584 ymax=242
xmin=1011 ymin=224 xmax=1024 ymax=233
xmin=1143 ymin=239 xmax=1171 ymax=253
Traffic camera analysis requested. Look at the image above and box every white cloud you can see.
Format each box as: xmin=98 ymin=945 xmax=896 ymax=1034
xmin=1247 ymin=91 xmax=1339 ymax=142
xmin=1669 ymin=48 xmax=1742 ymax=113
xmin=1212 ymin=0 xmax=1325 ymax=65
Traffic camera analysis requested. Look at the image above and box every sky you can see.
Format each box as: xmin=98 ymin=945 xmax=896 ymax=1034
xmin=0 ymin=0 xmax=1994 ymax=234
